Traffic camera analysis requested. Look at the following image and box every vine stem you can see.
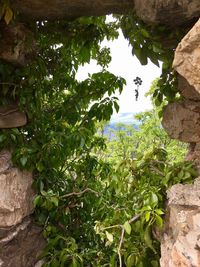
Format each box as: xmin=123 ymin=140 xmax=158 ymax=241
xmin=102 ymin=225 xmax=121 ymax=231
xmin=118 ymin=213 xmax=142 ymax=266
xmin=60 ymin=188 xmax=99 ymax=199
xmin=0 ymin=82 xmax=18 ymax=86
xmin=118 ymin=226 xmax=125 ymax=267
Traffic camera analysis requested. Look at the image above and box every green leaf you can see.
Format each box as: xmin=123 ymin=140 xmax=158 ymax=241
xmin=136 ymin=261 xmax=144 ymax=267
xmin=105 ymin=231 xmax=114 ymax=242
xmin=155 ymin=214 xmax=163 ymax=227
xmin=80 ymin=46 xmax=90 ymax=63
xmin=123 ymin=221 xmax=131 ymax=235
xmin=51 ymin=258 xmax=60 ymax=267
xmin=36 ymin=162 xmax=44 ymax=172
xmin=150 ymin=192 xmax=158 ymax=206
xmin=114 ymin=101 xmax=119 ymax=113
xmin=155 ymin=209 xmax=164 ymax=215
xmin=71 ymin=257 xmax=78 ymax=267
xmin=11 ymin=134 xmax=16 ymax=142
xmin=140 ymin=28 xmax=150 ymax=38
xmin=145 ymin=211 xmax=151 ymax=222
xmin=0 ymin=135 xmax=6 ymax=142
xmin=50 ymin=196 xmax=59 ymax=207
xmin=134 ymin=48 xmax=148 ymax=65
xmin=20 ymin=156 xmax=27 ymax=167
xmin=4 ymin=6 xmax=13 ymax=24
xmin=33 ymin=195 xmax=41 ymax=207
xmin=151 ymin=260 xmax=159 ymax=267
xmin=126 ymin=254 xmax=136 ymax=267
xmin=144 ymin=226 xmax=156 ymax=253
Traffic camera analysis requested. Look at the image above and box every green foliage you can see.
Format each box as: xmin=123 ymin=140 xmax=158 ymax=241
xmin=119 ymin=13 xmax=187 ymax=109
xmin=104 ymin=109 xmax=187 ymax=165
xmin=94 ymin=111 xmax=196 ymax=266
xmin=0 ymin=13 xmax=196 ymax=267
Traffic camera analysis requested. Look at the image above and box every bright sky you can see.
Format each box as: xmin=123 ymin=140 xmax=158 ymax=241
xmin=76 ymin=30 xmax=161 ymax=117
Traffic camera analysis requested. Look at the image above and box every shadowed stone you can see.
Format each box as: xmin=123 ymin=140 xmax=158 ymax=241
xmin=162 ymin=100 xmax=200 ymax=143
xmin=0 ymin=22 xmax=37 ymax=66
xmin=0 ymin=150 xmax=34 ymax=227
xmin=0 ymin=218 xmax=45 ymax=267
xmin=135 ymin=0 xmax=200 ymax=26
xmin=173 ymin=18 xmax=200 ymax=93
xmin=160 ymin=177 xmax=200 ymax=267
xmin=0 ymin=104 xmax=27 ymax=128
xmin=177 ymin=74 xmax=200 ymax=101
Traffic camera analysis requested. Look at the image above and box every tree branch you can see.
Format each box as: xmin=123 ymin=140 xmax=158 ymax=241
xmin=60 ymin=188 xmax=99 ymax=199
xmin=102 ymin=213 xmax=142 ymax=266
xmin=118 ymin=226 xmax=125 ymax=267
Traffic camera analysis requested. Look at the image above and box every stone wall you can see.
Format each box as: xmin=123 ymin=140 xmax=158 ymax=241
xmin=160 ymin=178 xmax=200 ymax=267
xmin=0 ymin=2 xmax=200 ymax=266
xmin=160 ymin=19 xmax=200 ymax=267
xmin=0 ymin=150 xmax=45 ymax=266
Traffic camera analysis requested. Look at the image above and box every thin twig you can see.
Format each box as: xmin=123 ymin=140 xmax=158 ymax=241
xmin=118 ymin=226 xmax=125 ymax=267
xmin=102 ymin=214 xmax=142 ymax=232
xmin=150 ymin=166 xmax=165 ymax=177
xmin=60 ymin=188 xmax=99 ymax=199
xmin=102 ymin=224 xmax=121 ymax=231
xmin=128 ymin=213 xmax=142 ymax=224
xmin=0 ymin=82 xmax=19 ymax=86
xmin=116 ymin=213 xmax=142 ymax=266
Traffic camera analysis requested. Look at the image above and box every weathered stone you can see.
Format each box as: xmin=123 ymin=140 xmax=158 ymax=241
xmin=34 ymin=260 xmax=45 ymax=267
xmin=0 ymin=104 xmax=27 ymax=128
xmin=162 ymin=100 xmax=200 ymax=143
xmin=0 ymin=217 xmax=46 ymax=267
xmin=177 ymin=74 xmax=200 ymax=101
xmin=10 ymin=0 xmax=133 ymax=21
xmin=160 ymin=177 xmax=200 ymax=267
xmin=186 ymin=143 xmax=200 ymax=174
xmin=9 ymin=0 xmax=200 ymax=26
xmin=0 ymin=151 xmax=45 ymax=266
xmin=0 ymin=150 xmax=12 ymax=173
xmin=134 ymin=0 xmax=200 ymax=26
xmin=173 ymin=18 xmax=200 ymax=94
xmin=0 ymin=150 xmax=34 ymax=227
xmin=0 ymin=22 xmax=37 ymax=66
xmin=167 ymin=177 xmax=200 ymax=206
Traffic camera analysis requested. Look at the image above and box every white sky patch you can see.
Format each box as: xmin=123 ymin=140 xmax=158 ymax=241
xmin=110 ymin=113 xmax=138 ymax=124
xmin=76 ymin=30 xmax=161 ymax=117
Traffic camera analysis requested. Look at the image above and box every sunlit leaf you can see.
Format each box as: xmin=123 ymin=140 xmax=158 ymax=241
xmin=123 ymin=221 xmax=132 ymax=235
xmin=4 ymin=6 xmax=13 ymax=24
xmin=105 ymin=231 xmax=114 ymax=243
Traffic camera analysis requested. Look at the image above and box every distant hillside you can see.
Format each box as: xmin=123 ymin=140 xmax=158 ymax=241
xmin=110 ymin=112 xmax=137 ymax=125
xmin=102 ymin=113 xmax=139 ymax=137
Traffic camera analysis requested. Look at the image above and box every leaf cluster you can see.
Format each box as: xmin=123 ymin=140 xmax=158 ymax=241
xmin=0 ymin=13 xmax=196 ymax=267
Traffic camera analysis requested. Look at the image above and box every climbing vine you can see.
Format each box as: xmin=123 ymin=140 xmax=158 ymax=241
xmin=120 ymin=13 xmax=188 ymax=109
xmin=0 ymin=12 xmax=196 ymax=267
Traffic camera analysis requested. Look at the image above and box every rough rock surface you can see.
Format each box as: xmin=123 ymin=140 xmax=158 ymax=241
xmin=0 ymin=217 xmax=46 ymax=267
xmin=0 ymin=150 xmax=34 ymax=227
xmin=173 ymin=18 xmax=200 ymax=93
xmin=162 ymin=100 xmax=200 ymax=143
xmin=134 ymin=0 xmax=200 ymax=26
xmin=11 ymin=0 xmax=133 ymax=21
xmin=160 ymin=177 xmax=200 ymax=267
xmin=9 ymin=0 xmax=200 ymax=25
xmin=177 ymin=74 xmax=200 ymax=101
xmin=0 ymin=150 xmax=45 ymax=266
xmin=0 ymin=22 xmax=36 ymax=66
xmin=0 ymin=104 xmax=27 ymax=128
